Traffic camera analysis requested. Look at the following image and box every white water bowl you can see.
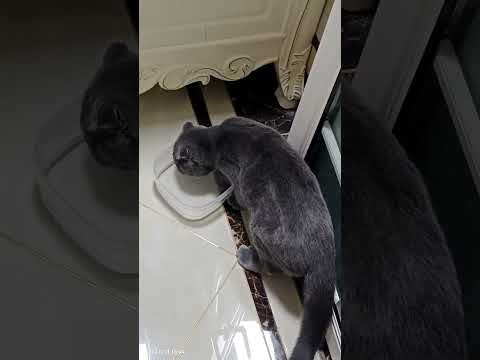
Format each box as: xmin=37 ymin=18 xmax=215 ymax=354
xmin=153 ymin=147 xmax=233 ymax=220
xmin=35 ymin=100 xmax=138 ymax=274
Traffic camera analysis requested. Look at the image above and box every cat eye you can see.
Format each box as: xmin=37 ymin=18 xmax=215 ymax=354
xmin=178 ymin=147 xmax=192 ymax=161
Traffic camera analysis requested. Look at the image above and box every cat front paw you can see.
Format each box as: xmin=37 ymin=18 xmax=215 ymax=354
xmin=237 ymin=245 xmax=262 ymax=273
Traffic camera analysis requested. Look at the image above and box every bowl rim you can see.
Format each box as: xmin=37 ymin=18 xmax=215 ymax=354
xmin=153 ymin=150 xmax=234 ymax=219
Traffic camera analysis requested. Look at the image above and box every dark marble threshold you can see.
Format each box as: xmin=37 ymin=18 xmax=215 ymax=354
xmin=224 ymin=204 xmax=288 ymax=360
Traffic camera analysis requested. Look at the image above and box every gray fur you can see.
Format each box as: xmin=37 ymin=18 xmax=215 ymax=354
xmin=343 ymin=84 xmax=466 ymax=359
xmin=81 ymin=42 xmax=138 ymax=171
xmin=173 ymin=117 xmax=335 ymax=360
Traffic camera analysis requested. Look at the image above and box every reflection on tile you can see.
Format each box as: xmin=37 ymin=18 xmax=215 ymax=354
xmin=262 ymin=276 xmax=303 ymax=359
xmin=141 ymin=196 xmax=236 ymax=256
xmin=263 ymin=330 xmax=288 ymax=360
xmin=139 ymin=205 xmax=237 ymax=358
xmin=181 ymin=265 xmax=273 ymax=360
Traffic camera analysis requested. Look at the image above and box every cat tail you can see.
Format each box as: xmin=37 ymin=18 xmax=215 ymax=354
xmin=290 ymin=268 xmax=334 ymax=360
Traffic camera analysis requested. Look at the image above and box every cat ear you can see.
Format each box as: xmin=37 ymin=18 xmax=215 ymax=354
xmin=183 ymin=122 xmax=194 ymax=132
xmin=103 ymin=42 xmax=129 ymax=65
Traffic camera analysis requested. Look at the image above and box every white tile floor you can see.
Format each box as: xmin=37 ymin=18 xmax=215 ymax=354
xmin=139 ymin=85 xmax=275 ymax=359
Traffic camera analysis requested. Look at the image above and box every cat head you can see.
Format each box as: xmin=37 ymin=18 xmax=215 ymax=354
xmin=173 ymin=122 xmax=215 ymax=176
xmin=81 ymin=42 xmax=138 ymax=171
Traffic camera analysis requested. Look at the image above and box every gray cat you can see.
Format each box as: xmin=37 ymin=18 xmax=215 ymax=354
xmin=81 ymin=42 xmax=138 ymax=171
xmin=173 ymin=117 xmax=335 ymax=360
xmin=342 ymin=84 xmax=466 ymax=359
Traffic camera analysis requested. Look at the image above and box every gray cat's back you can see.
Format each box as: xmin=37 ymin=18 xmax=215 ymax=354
xmin=219 ymin=118 xmax=333 ymax=272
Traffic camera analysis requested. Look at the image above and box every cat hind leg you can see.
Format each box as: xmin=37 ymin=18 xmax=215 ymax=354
xmin=237 ymin=245 xmax=281 ymax=275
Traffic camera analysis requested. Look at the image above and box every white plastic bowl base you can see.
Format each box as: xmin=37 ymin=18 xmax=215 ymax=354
xmin=153 ymin=147 xmax=233 ymax=221
xmin=35 ymin=100 xmax=138 ymax=274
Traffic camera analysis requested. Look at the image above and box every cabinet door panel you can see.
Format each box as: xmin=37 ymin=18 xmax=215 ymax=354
xmin=140 ymin=0 xmax=288 ymax=48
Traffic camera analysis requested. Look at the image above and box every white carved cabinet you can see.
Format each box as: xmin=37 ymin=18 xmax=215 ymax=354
xmin=139 ymin=0 xmax=327 ymax=103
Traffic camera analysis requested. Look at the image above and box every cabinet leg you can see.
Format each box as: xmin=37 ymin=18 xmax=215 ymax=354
xmin=275 ymin=87 xmax=298 ymax=109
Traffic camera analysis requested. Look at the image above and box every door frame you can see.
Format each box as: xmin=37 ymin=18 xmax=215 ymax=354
xmin=287 ymin=0 xmax=341 ymax=159
xmin=351 ymin=0 xmax=445 ymax=130
xmin=286 ymin=1 xmax=341 ymax=358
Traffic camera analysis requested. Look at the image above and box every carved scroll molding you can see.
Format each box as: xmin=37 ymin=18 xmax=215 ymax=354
xmin=140 ymin=56 xmax=254 ymax=93
xmin=277 ymin=0 xmax=327 ymax=101
xmin=278 ymin=46 xmax=312 ymax=101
